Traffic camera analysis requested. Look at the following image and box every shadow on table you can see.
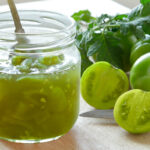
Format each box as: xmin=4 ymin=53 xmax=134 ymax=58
xmin=93 ymin=118 xmax=117 ymax=127
xmin=92 ymin=118 xmax=150 ymax=146
xmin=125 ymin=132 xmax=150 ymax=145
xmin=0 ymin=131 xmax=78 ymax=150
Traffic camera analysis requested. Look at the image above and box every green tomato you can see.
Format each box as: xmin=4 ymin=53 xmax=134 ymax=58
xmin=81 ymin=61 xmax=129 ymax=109
xmin=114 ymin=89 xmax=150 ymax=134
xmin=130 ymin=53 xmax=150 ymax=91
xmin=130 ymin=42 xmax=150 ymax=65
xmin=11 ymin=56 xmax=27 ymax=66
xmin=38 ymin=55 xmax=64 ymax=66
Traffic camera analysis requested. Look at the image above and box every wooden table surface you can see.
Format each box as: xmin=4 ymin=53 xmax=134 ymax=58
xmin=1 ymin=0 xmax=150 ymax=150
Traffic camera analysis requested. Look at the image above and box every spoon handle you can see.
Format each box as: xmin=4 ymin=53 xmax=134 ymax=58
xmin=7 ymin=0 xmax=25 ymax=33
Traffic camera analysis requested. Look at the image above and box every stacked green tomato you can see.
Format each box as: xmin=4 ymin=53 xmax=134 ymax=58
xmin=130 ymin=37 xmax=150 ymax=91
xmin=81 ymin=36 xmax=150 ymax=134
xmin=114 ymin=37 xmax=150 ymax=134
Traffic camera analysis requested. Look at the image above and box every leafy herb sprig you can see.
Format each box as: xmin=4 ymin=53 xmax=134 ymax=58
xmin=72 ymin=0 xmax=150 ymax=74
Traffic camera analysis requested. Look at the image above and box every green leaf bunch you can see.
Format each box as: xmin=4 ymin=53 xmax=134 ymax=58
xmin=72 ymin=0 xmax=150 ymax=74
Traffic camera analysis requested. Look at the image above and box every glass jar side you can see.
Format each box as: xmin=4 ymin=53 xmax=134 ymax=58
xmin=0 ymin=10 xmax=81 ymax=143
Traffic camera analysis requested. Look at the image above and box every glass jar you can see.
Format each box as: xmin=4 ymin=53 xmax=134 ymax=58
xmin=0 ymin=10 xmax=80 ymax=143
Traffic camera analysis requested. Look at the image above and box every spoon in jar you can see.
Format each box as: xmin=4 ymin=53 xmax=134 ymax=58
xmin=7 ymin=0 xmax=29 ymax=51
xmin=7 ymin=0 xmax=25 ymax=33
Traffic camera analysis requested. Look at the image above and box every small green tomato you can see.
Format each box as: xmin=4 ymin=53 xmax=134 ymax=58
xmin=130 ymin=53 xmax=150 ymax=91
xmin=114 ymin=89 xmax=150 ymax=134
xmin=130 ymin=42 xmax=150 ymax=65
xmin=81 ymin=61 xmax=129 ymax=109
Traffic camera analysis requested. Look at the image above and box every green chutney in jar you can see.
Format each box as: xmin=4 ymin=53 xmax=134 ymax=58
xmin=0 ymin=10 xmax=80 ymax=143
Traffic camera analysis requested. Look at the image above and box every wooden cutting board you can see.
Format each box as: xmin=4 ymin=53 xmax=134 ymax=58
xmin=0 ymin=97 xmax=150 ymax=150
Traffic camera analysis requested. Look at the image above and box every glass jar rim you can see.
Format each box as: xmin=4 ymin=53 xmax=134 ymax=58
xmin=0 ymin=10 xmax=76 ymax=36
xmin=0 ymin=10 xmax=76 ymax=53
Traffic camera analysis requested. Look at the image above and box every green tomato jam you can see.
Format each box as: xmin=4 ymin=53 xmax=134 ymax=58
xmin=0 ymin=10 xmax=80 ymax=143
xmin=0 ymin=55 xmax=80 ymax=142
